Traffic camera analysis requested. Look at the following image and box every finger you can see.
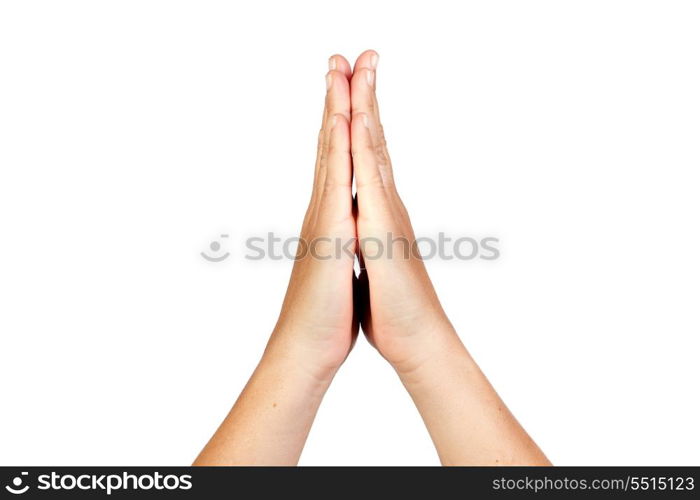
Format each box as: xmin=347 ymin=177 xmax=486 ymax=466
xmin=324 ymin=68 xmax=352 ymax=126
xmin=351 ymin=112 xmax=391 ymax=217
xmin=310 ymin=65 xmax=351 ymax=224
xmin=315 ymin=56 xmax=351 ymax=181
xmin=318 ymin=113 xmax=352 ymax=217
xmin=350 ymin=51 xmax=394 ymax=187
xmin=318 ymin=69 xmax=351 ymax=177
xmin=353 ymin=49 xmax=379 ymax=77
xmin=329 ymin=54 xmax=352 ymax=81
xmin=326 ymin=114 xmax=351 ymax=187
xmin=350 ymin=50 xmax=379 ymax=124
xmin=351 ymin=113 xmax=381 ymax=187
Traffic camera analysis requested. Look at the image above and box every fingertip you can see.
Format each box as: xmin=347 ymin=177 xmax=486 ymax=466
xmin=329 ymin=114 xmax=350 ymax=150
xmin=351 ymin=66 xmax=375 ymax=91
xmin=325 ymin=70 xmax=351 ymax=121
xmin=329 ymin=54 xmax=352 ymax=79
xmin=353 ymin=112 xmax=370 ymax=128
xmin=354 ymin=49 xmax=379 ymax=71
xmin=370 ymin=52 xmax=379 ymax=69
xmin=330 ymin=113 xmax=350 ymax=133
xmin=326 ymin=69 xmax=350 ymax=89
xmin=350 ymin=113 xmax=372 ymax=153
xmin=333 ymin=112 xmax=349 ymax=126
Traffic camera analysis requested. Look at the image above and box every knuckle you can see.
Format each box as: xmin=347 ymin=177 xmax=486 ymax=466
xmin=374 ymin=144 xmax=389 ymax=164
xmin=327 ymin=142 xmax=340 ymax=157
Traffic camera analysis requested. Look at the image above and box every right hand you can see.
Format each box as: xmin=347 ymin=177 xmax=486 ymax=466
xmin=351 ymin=50 xmax=461 ymax=375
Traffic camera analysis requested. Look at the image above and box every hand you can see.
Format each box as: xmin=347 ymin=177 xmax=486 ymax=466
xmin=265 ymin=54 xmax=358 ymax=381
xmin=350 ymin=51 xmax=459 ymax=375
xmin=196 ymin=51 xmax=549 ymax=466
xmin=194 ymin=55 xmax=359 ymax=465
xmin=351 ymin=51 xmax=549 ymax=465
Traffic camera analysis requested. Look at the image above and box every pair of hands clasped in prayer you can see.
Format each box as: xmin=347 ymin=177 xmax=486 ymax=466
xmin=195 ymin=51 xmax=549 ymax=466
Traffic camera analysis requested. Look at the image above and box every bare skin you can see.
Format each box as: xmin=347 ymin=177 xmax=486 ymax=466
xmin=194 ymin=51 xmax=550 ymax=466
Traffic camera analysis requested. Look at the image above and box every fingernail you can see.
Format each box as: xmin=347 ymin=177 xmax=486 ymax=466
xmin=366 ymin=70 xmax=374 ymax=86
xmin=328 ymin=56 xmax=336 ymax=71
xmin=361 ymin=114 xmax=369 ymax=128
xmin=326 ymin=73 xmax=333 ymax=91
xmin=370 ymin=53 xmax=379 ymax=69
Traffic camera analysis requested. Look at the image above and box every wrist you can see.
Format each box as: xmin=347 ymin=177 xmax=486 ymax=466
xmin=263 ymin=330 xmax=342 ymax=388
xmin=374 ymin=308 xmax=460 ymax=375
xmin=391 ymin=323 xmax=472 ymax=386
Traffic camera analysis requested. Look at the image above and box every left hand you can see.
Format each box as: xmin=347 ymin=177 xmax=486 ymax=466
xmin=265 ymin=54 xmax=358 ymax=382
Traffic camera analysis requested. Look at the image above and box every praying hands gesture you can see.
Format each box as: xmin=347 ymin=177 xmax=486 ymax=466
xmin=194 ymin=51 xmax=549 ymax=466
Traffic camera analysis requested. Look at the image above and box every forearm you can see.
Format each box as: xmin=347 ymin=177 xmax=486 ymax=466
xmin=193 ymin=339 xmax=334 ymax=466
xmin=397 ymin=326 xmax=550 ymax=466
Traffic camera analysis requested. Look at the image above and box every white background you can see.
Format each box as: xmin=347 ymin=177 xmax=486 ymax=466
xmin=1 ymin=1 xmax=699 ymax=466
